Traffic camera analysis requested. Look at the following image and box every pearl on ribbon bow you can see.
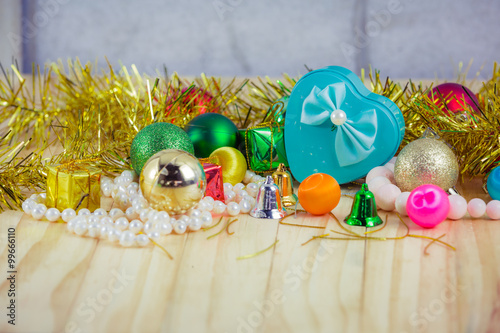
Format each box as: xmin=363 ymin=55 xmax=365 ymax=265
xmin=300 ymin=82 xmax=378 ymax=167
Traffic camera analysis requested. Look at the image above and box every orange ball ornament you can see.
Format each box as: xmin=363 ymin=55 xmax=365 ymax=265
xmin=298 ymin=173 xmax=341 ymax=215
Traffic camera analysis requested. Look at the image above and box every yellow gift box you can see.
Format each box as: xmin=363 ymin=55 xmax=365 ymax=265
xmin=46 ymin=164 xmax=101 ymax=212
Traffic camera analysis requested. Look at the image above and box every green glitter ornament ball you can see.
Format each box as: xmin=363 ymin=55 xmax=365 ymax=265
xmin=130 ymin=123 xmax=195 ymax=175
xmin=184 ymin=113 xmax=239 ymax=158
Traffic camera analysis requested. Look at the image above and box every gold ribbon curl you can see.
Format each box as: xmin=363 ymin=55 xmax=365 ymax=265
xmin=280 ymin=210 xmax=456 ymax=255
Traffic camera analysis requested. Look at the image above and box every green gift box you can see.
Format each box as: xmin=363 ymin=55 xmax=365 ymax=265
xmin=243 ymin=124 xmax=289 ymax=173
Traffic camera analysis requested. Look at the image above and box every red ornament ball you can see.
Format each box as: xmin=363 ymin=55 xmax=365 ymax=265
xmin=181 ymin=87 xmax=218 ymax=114
xmin=428 ymin=83 xmax=479 ymax=114
xmin=166 ymin=86 xmax=219 ymax=117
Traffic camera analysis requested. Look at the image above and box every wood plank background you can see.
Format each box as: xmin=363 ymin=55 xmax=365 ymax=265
xmin=1 ymin=177 xmax=499 ymax=333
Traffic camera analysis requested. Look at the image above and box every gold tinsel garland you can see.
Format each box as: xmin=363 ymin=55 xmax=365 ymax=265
xmin=399 ymin=64 xmax=500 ymax=177
xmin=0 ymin=134 xmax=47 ymax=210
xmin=1 ymin=59 xmax=499 ymax=211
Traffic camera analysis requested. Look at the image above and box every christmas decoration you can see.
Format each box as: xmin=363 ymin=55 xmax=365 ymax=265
xmin=366 ymin=166 xmax=395 ymax=184
xmin=365 ymin=162 xmax=500 ymax=221
xmin=297 ymin=173 xmax=340 ymax=215
xmin=400 ymin=64 xmax=500 ymax=177
xmin=139 ymin=149 xmax=206 ymax=214
xmin=394 ymin=138 xmax=459 ymax=192
xmin=184 ymin=113 xmax=239 ymax=158
xmin=130 ymin=123 xmax=194 ymax=175
xmin=250 ymin=176 xmax=286 ymax=219
xmin=345 ymin=183 xmax=383 ymax=227
xmin=407 ymin=184 xmax=450 ymax=228
xmin=487 ymin=166 xmax=500 ymax=200
xmin=237 ymin=75 xmax=296 ymax=128
xmin=22 ymin=169 xmax=271 ymax=250
xmin=367 ymin=176 xmax=392 ymax=193
xmin=486 ymin=200 xmax=500 ymax=220
xmin=243 ymin=123 xmax=287 ymax=173
xmin=263 ymin=96 xmax=288 ymax=125
xmin=4 ymin=59 xmax=500 ymax=214
xmin=46 ymin=162 xmax=101 ymax=212
xmin=166 ymin=86 xmax=219 ymax=116
xmin=209 ymin=147 xmax=247 ymax=185
xmin=237 ymin=129 xmax=248 ymax=158
xmin=467 ymin=198 xmax=487 ymax=218
xmin=0 ymin=139 xmax=46 ymax=212
xmin=447 ymin=195 xmax=468 ymax=220
xmin=202 ymin=163 xmax=224 ymax=201
xmin=285 ymin=66 xmax=405 ymax=184
xmin=428 ymin=82 xmax=479 ymax=114
xmin=271 ymin=163 xmax=297 ymax=207
xmin=395 ymin=191 xmax=411 ymax=217
xmin=0 ymin=60 xmax=252 ymax=146
xmin=374 ymin=183 xmax=401 ymax=211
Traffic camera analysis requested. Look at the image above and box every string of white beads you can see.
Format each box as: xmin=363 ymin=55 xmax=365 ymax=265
xmin=21 ymin=169 xmax=266 ymax=247
xmin=366 ymin=163 xmax=500 ymax=220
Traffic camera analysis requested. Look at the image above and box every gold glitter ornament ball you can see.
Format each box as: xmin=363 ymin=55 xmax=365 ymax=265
xmin=140 ymin=149 xmax=206 ymax=215
xmin=394 ymin=138 xmax=459 ymax=192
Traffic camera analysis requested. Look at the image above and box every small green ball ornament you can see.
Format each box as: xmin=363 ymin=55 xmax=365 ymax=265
xmin=184 ymin=113 xmax=239 ymax=158
xmin=130 ymin=122 xmax=194 ymax=175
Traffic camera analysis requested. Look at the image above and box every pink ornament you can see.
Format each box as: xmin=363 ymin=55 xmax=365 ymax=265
xmin=447 ymin=195 xmax=468 ymax=220
xmin=395 ymin=192 xmax=411 ymax=216
xmin=375 ymin=183 xmax=401 ymax=211
xmin=486 ymin=200 xmax=500 ymax=220
xmin=367 ymin=176 xmax=391 ymax=193
xmin=467 ymin=198 xmax=486 ymax=218
xmin=406 ymin=184 xmax=450 ymax=228
xmin=366 ymin=166 xmax=395 ymax=184
xmin=428 ymin=82 xmax=479 ymax=114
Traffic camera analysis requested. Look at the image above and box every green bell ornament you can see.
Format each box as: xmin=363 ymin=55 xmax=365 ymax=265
xmin=345 ymin=183 xmax=383 ymax=227
xmin=184 ymin=113 xmax=239 ymax=158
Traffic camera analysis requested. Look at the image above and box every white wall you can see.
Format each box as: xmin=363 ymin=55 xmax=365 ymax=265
xmin=5 ymin=0 xmax=500 ymax=79
xmin=0 ymin=1 xmax=22 ymax=67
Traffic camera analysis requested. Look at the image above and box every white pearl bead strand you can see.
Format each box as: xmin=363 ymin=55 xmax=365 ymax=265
xmin=365 ymin=163 xmax=500 ymax=220
xmin=22 ymin=170 xmax=266 ymax=247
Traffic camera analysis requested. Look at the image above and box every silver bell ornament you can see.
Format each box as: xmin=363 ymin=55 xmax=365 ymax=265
xmin=250 ymin=176 xmax=287 ymax=219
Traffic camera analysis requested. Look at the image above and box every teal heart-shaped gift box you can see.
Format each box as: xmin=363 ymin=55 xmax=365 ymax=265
xmin=284 ymin=66 xmax=405 ymax=184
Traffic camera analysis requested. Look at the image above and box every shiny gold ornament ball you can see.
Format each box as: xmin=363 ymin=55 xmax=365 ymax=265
xmin=140 ymin=149 xmax=206 ymax=214
xmin=209 ymin=147 xmax=247 ymax=186
xmin=394 ymin=138 xmax=459 ymax=192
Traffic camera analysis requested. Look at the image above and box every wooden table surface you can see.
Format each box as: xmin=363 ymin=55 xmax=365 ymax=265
xmin=0 ymin=177 xmax=499 ymax=333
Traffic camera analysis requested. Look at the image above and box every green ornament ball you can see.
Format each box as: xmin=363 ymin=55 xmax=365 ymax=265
xmin=130 ymin=122 xmax=194 ymax=175
xmin=184 ymin=113 xmax=239 ymax=158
